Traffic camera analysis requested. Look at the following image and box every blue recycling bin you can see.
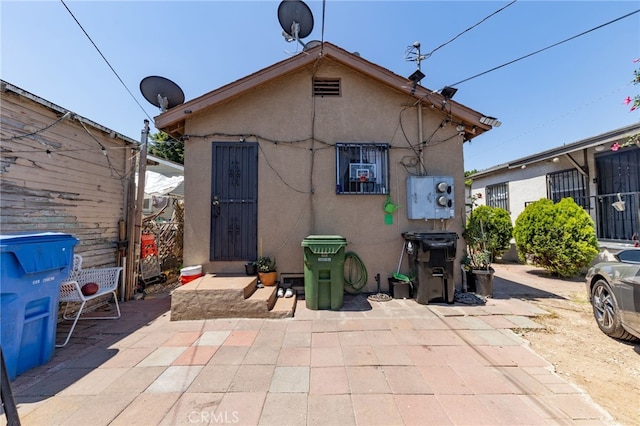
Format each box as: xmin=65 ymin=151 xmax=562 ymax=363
xmin=0 ymin=232 xmax=78 ymax=380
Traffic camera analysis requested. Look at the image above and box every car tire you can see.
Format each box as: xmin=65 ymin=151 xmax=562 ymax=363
xmin=591 ymin=278 xmax=637 ymax=341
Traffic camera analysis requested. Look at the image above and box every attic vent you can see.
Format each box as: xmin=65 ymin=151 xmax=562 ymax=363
xmin=313 ymin=78 xmax=341 ymax=97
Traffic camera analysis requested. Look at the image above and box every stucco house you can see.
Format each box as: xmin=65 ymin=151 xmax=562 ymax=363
xmin=154 ymin=42 xmax=499 ymax=293
xmin=1 ymin=80 xmax=147 ymax=300
xmin=468 ymin=123 xmax=640 ymax=255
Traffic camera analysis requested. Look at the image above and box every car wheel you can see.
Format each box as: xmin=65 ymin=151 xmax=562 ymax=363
xmin=591 ymin=278 xmax=636 ymax=341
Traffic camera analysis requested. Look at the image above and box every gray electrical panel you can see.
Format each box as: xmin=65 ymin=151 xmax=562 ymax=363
xmin=406 ymin=176 xmax=455 ymax=219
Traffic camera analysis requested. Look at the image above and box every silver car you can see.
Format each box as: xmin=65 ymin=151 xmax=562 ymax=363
xmin=585 ymin=248 xmax=640 ymax=341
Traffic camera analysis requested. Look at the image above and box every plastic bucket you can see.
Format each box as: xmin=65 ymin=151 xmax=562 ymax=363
xmin=180 ymin=265 xmax=203 ymax=285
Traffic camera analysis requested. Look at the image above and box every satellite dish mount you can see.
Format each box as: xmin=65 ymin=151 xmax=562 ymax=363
xmin=278 ymin=0 xmax=314 ymax=49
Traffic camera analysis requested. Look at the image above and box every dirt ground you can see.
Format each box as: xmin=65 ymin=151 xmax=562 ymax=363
xmin=493 ymin=263 xmax=640 ymax=425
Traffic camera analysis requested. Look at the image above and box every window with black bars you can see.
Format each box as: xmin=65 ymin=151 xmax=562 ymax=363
xmin=336 ymin=143 xmax=389 ymax=195
xmin=548 ymin=169 xmax=588 ymax=208
xmin=486 ymin=182 xmax=509 ymax=210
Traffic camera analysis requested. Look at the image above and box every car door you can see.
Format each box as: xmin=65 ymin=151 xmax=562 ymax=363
xmin=616 ymin=250 xmax=640 ymax=335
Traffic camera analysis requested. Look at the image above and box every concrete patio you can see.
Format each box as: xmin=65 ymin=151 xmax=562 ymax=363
xmin=1 ymin=265 xmax=616 ymax=425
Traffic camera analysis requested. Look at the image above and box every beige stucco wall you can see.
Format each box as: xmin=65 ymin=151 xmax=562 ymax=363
xmin=182 ymin=58 xmax=468 ymax=292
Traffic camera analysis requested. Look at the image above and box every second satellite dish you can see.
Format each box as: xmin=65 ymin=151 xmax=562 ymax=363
xmin=303 ymin=40 xmax=322 ymax=51
xmin=140 ymin=76 xmax=185 ymax=112
xmin=278 ymin=0 xmax=314 ymax=40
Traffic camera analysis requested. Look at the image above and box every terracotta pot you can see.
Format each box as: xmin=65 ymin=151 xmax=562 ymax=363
xmin=258 ymin=271 xmax=277 ymax=286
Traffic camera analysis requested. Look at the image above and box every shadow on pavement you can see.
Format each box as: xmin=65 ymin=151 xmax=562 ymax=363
xmin=492 ymin=275 xmax=568 ymax=301
xmin=7 ymin=296 xmax=172 ymax=405
xmin=525 ymin=268 xmax=584 ymax=283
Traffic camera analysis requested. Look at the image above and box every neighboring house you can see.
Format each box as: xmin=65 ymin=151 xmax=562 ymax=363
xmin=145 ymin=154 xmax=184 ymax=220
xmin=468 ymin=123 xmax=640 ymax=252
xmin=154 ymin=42 xmax=499 ymax=291
xmin=1 ymin=80 xmax=145 ymax=299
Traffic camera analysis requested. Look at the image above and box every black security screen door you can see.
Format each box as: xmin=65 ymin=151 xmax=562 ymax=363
xmin=595 ymin=149 xmax=640 ymax=241
xmin=210 ymin=142 xmax=258 ymax=261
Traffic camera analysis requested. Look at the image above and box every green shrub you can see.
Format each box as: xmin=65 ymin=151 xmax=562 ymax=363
xmin=464 ymin=205 xmax=514 ymax=259
xmin=513 ymin=198 xmax=599 ymax=277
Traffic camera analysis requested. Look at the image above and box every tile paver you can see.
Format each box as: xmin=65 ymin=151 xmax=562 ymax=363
xmin=172 ymin=345 xmax=218 ymax=366
xmin=276 ymin=346 xmax=311 ymax=366
xmin=383 ymin=365 xmax=433 ymax=394
xmin=258 ymin=392 xmax=307 ymax=426
xmin=346 ymin=366 xmax=391 ymax=394
xmin=309 ymin=366 xmax=350 ymax=394
xmin=352 ymin=394 xmax=404 ymax=425
xmin=394 ymin=394 xmax=453 ymax=426
xmin=307 ymin=394 xmax=356 ymax=426
xmin=269 ymin=366 xmax=310 ymax=393
xmin=145 ymin=365 xmax=204 ymax=393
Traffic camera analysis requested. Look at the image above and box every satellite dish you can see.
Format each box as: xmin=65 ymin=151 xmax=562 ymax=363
xmin=278 ymin=0 xmax=314 ymax=41
xmin=140 ymin=76 xmax=185 ymax=112
xmin=303 ymin=40 xmax=322 ymax=51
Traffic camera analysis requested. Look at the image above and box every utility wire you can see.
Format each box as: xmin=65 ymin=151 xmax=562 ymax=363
xmin=425 ymin=0 xmax=517 ymax=60
xmin=1 ymin=112 xmax=70 ymax=141
xmin=60 ymin=0 xmax=154 ymax=123
xmin=449 ymin=9 xmax=640 ymax=87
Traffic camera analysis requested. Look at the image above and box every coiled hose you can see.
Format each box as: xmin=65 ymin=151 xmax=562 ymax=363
xmin=344 ymin=251 xmax=368 ymax=294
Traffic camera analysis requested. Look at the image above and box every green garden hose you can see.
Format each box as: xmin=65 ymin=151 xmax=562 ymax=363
xmin=344 ymin=251 xmax=368 ymax=294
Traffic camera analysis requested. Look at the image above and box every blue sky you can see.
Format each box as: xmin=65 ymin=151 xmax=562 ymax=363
xmin=2 ymin=1 xmax=638 ymax=171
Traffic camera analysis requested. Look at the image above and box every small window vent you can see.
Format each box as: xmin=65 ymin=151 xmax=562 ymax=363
xmin=313 ymin=78 xmax=341 ymax=97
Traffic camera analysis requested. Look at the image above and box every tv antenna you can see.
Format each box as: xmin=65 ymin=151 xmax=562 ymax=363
xmin=140 ymin=76 xmax=185 ymax=112
xmin=405 ymin=42 xmax=426 ymax=95
xmin=405 ymin=41 xmax=427 ymax=70
xmin=278 ymin=0 xmax=314 ymax=49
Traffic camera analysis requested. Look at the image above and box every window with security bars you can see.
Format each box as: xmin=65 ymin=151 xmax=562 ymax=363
xmin=548 ymin=169 xmax=588 ymax=208
xmin=486 ymin=182 xmax=509 ymax=210
xmin=336 ymin=143 xmax=390 ymax=195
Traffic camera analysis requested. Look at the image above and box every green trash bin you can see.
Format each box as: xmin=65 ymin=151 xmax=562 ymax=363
xmin=301 ymin=235 xmax=347 ymax=310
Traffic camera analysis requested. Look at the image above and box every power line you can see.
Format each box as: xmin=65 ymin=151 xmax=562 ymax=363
xmin=59 ymin=0 xmax=154 ymax=123
xmin=448 ymin=9 xmax=640 ymax=87
xmin=425 ymin=0 xmax=517 ymax=60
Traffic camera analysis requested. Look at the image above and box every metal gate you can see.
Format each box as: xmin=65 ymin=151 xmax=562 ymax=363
xmin=595 ymin=148 xmax=640 ymax=241
xmin=210 ymin=142 xmax=258 ymax=260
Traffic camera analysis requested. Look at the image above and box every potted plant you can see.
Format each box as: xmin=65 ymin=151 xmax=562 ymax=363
xmin=255 ymin=256 xmax=277 ymax=286
xmin=467 ymin=248 xmax=494 ymax=297
xmin=463 ymin=208 xmax=499 ymax=296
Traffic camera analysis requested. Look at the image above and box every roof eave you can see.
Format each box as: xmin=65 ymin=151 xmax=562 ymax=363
xmin=154 ymin=42 xmax=495 ymax=140
xmin=1 ymin=80 xmax=139 ymax=146
xmin=507 ymin=123 xmax=640 ymax=169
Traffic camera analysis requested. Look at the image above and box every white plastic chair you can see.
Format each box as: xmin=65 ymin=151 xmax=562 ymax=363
xmin=56 ymin=255 xmax=122 ymax=347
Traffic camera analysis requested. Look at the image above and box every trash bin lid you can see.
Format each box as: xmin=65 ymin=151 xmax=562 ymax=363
xmin=0 ymin=232 xmax=77 ymax=246
xmin=0 ymin=232 xmax=78 ymax=274
xmin=402 ymin=231 xmax=457 ymax=241
xmin=302 ymin=235 xmax=347 ymax=242
xmin=301 ymin=235 xmax=347 ymax=254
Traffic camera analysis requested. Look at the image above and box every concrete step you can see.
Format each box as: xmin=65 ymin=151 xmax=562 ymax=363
xmin=170 ymin=274 xmax=296 ymax=320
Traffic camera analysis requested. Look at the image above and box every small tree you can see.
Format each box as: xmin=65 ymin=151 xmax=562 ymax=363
xmin=513 ymin=198 xmax=599 ymax=277
xmin=464 ymin=205 xmax=513 ymax=260
xmin=149 ymin=131 xmax=184 ymax=164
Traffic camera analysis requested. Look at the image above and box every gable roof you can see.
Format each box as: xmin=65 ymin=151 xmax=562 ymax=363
xmin=154 ymin=42 xmax=494 ymax=140
xmin=1 ymin=80 xmax=138 ymax=146
xmin=469 ymin=122 xmax=640 ymax=179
